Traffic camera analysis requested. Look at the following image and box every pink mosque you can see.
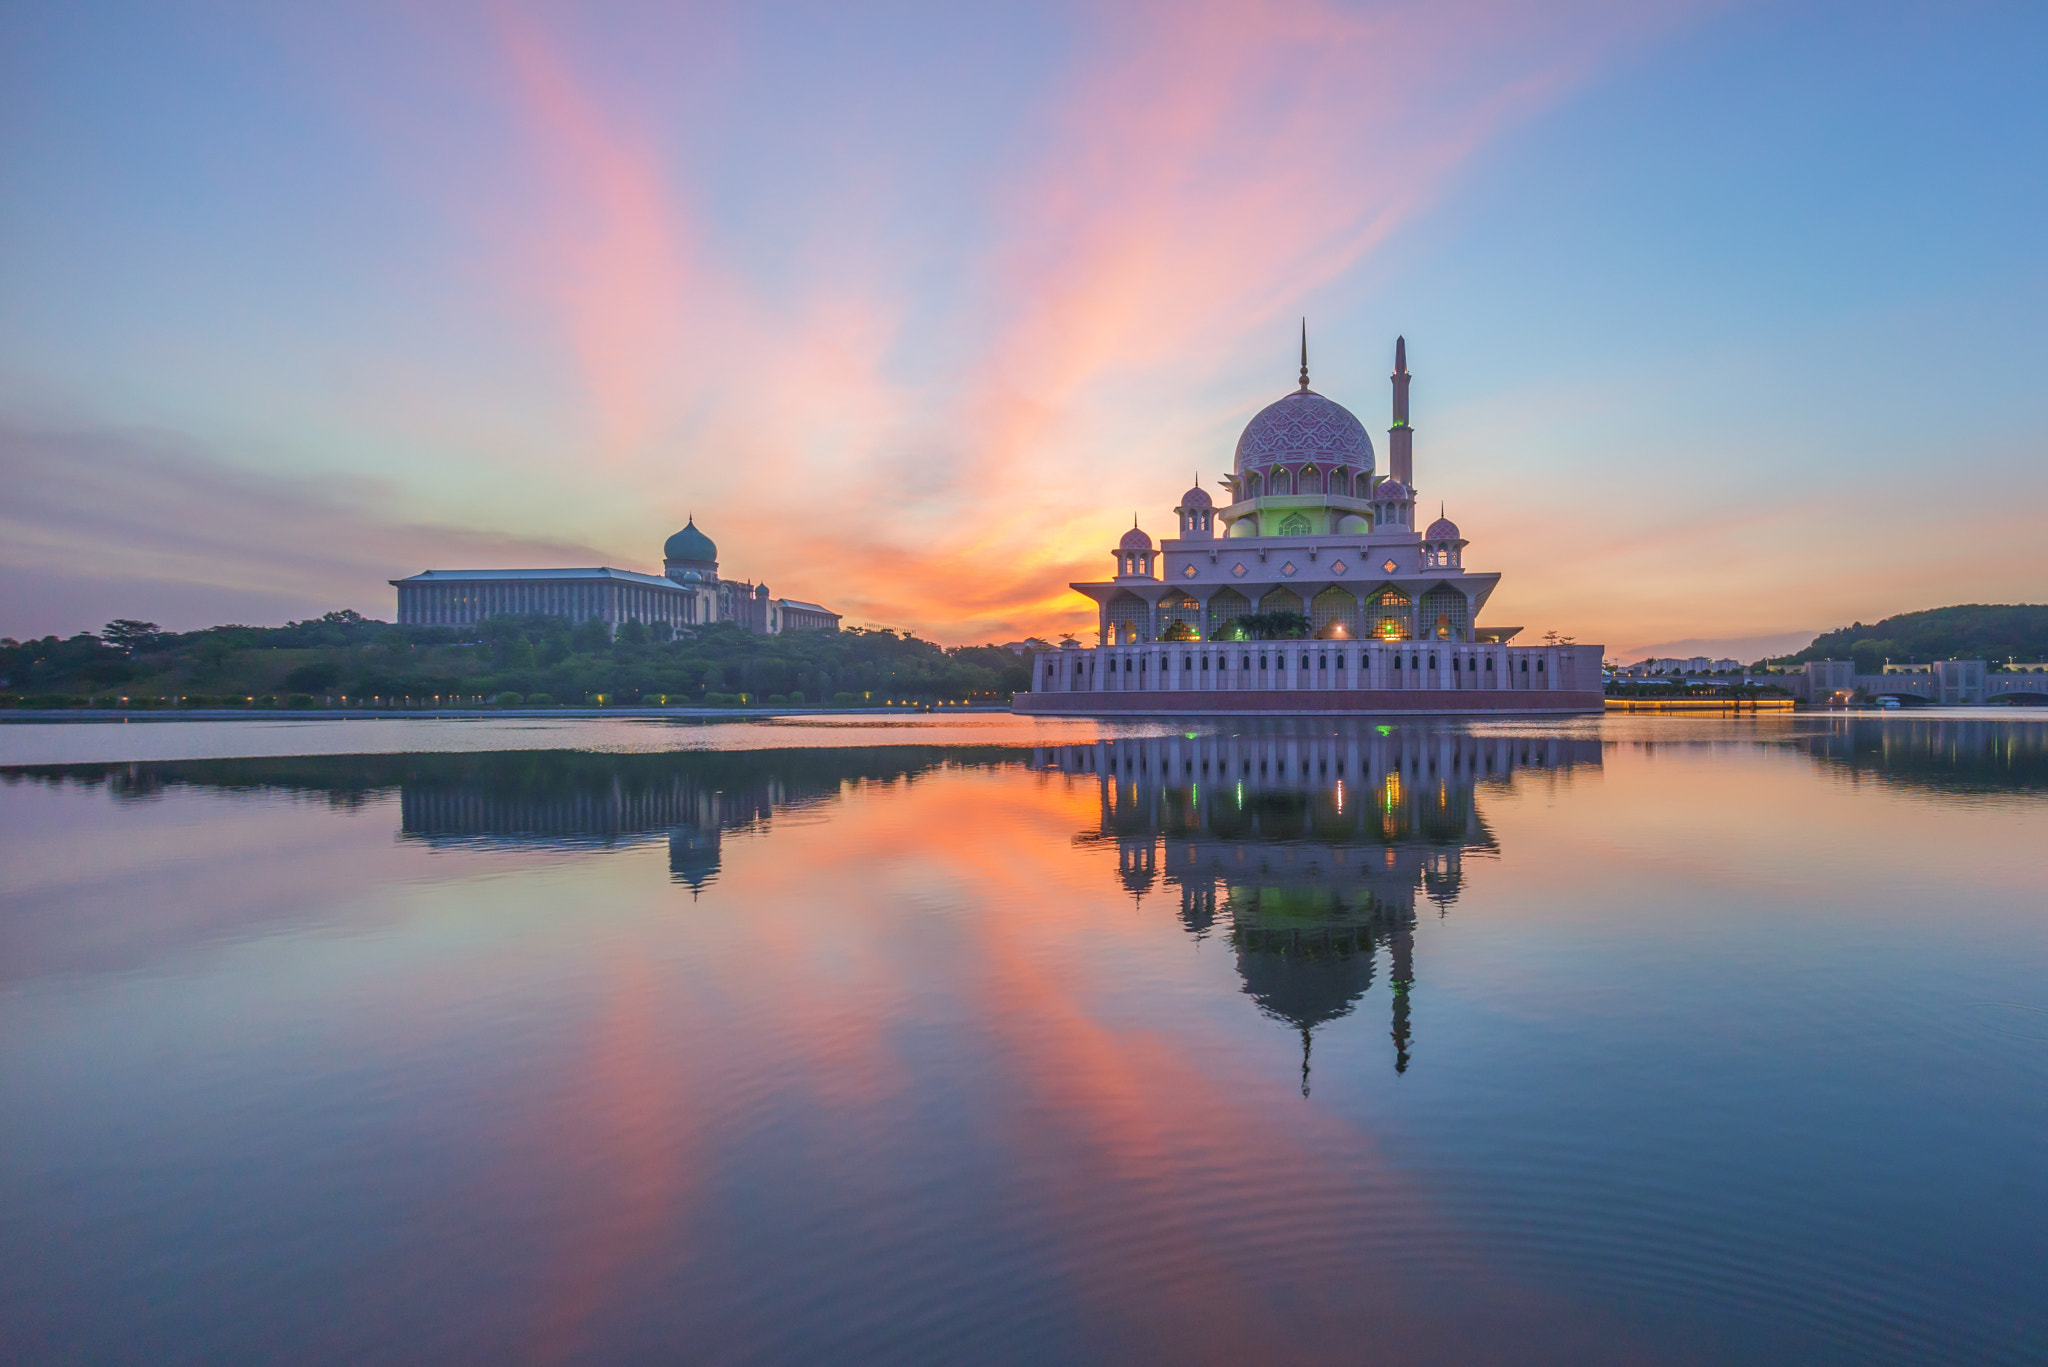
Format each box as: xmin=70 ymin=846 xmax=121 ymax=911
xmin=1016 ymin=334 xmax=1604 ymax=716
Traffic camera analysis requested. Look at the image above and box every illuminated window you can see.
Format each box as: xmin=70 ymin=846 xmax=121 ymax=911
xmin=1369 ymin=587 xmax=1412 ymax=640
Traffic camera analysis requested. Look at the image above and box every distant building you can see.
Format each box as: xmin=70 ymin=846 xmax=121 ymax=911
xmin=1619 ymin=655 xmax=1742 ymax=677
xmin=1787 ymin=657 xmax=1990 ymax=705
xmin=392 ymin=516 xmax=840 ymax=635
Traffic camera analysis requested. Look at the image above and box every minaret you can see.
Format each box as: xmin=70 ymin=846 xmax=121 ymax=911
xmin=1389 ymin=917 xmax=1414 ymax=1074
xmin=1389 ymin=336 xmax=1413 ymax=487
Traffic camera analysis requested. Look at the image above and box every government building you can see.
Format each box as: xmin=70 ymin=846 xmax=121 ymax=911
xmin=392 ymin=517 xmax=841 ymax=635
xmin=1015 ymin=335 xmax=1603 ymax=715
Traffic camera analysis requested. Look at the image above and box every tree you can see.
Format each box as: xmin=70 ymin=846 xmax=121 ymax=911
xmin=102 ymin=619 xmax=162 ymax=651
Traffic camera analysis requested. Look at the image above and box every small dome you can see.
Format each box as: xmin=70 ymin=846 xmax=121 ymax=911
xmin=679 ymin=569 xmax=704 ymax=584
xmin=1426 ymin=516 xmax=1461 ymax=540
xmin=1178 ymin=485 xmax=1213 ymax=509
xmin=664 ymin=517 xmax=717 ymax=564
xmin=1119 ymin=525 xmax=1154 ymax=551
xmin=1372 ymin=479 xmax=1410 ymax=502
xmin=1234 ymin=390 xmax=1374 ymax=474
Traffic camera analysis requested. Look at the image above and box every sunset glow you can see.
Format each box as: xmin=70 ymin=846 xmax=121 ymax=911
xmin=2 ymin=4 xmax=2044 ymax=656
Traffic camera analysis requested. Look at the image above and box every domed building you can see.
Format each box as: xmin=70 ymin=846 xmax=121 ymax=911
xmin=392 ymin=514 xmax=840 ymax=636
xmin=1017 ymin=332 xmax=1602 ymax=715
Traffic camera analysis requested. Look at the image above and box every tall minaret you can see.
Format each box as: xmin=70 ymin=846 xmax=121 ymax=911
xmin=1389 ymin=335 xmax=1413 ymax=487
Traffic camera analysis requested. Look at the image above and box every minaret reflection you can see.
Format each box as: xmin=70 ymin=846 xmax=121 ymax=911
xmin=1041 ymin=722 xmax=1603 ymax=1087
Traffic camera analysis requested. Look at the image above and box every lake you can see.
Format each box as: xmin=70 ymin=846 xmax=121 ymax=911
xmin=2 ymin=713 xmax=2044 ymax=1365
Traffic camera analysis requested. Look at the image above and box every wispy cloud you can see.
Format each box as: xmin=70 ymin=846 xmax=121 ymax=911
xmin=0 ymin=2 xmax=1704 ymax=642
xmin=438 ymin=1 xmax=1691 ymax=642
xmin=0 ymin=422 xmax=610 ymax=636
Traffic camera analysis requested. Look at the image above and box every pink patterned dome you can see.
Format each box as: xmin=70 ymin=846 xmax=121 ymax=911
xmin=1118 ymin=525 xmax=1154 ymax=551
xmin=1177 ymin=485 xmax=1213 ymax=508
xmin=1233 ymin=391 xmax=1374 ymax=474
xmin=1425 ymin=516 xmax=1460 ymax=540
xmin=1372 ymin=478 xmax=1410 ymax=502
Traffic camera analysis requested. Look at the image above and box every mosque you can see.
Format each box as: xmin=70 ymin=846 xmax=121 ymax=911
xmin=1015 ymin=334 xmax=1603 ymax=715
xmin=391 ymin=516 xmax=840 ymax=635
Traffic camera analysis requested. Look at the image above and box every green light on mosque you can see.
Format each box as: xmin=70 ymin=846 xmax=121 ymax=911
xmin=1376 ymin=725 xmax=1394 ymax=736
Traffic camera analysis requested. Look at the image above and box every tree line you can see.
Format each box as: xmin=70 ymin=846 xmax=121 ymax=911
xmin=1776 ymin=604 xmax=2048 ymax=675
xmin=0 ymin=611 xmax=1044 ymax=707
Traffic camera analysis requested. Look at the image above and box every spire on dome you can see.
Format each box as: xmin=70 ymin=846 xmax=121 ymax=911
xmin=1298 ymin=319 xmax=1310 ymax=391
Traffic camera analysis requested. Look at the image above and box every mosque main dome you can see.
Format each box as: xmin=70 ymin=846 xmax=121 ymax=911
xmin=664 ymin=517 xmax=717 ymax=564
xmin=1233 ymin=390 xmax=1374 ymax=474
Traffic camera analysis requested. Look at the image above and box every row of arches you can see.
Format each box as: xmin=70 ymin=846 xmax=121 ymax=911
xmin=1107 ymin=586 xmax=1472 ymax=645
xmin=1241 ymin=466 xmax=1384 ymax=500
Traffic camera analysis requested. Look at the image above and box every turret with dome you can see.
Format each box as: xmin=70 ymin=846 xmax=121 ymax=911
xmin=663 ymin=517 xmax=718 ymax=572
xmin=1017 ymin=326 xmax=1603 ymax=715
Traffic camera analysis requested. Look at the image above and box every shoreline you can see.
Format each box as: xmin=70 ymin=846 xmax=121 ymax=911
xmin=0 ymin=705 xmax=1016 ymax=724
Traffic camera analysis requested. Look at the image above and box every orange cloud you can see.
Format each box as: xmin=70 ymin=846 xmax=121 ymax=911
xmin=445 ymin=3 xmax=1696 ymax=643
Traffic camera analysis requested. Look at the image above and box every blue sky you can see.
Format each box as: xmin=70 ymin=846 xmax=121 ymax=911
xmin=2 ymin=0 xmax=2042 ymax=656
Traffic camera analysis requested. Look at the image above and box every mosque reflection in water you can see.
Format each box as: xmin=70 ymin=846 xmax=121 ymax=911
xmin=1038 ymin=724 xmax=1605 ymax=1088
xmin=17 ymin=717 xmax=2033 ymax=1093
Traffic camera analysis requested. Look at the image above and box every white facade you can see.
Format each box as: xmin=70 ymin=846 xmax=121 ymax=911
xmin=392 ymin=567 xmax=693 ymax=630
xmin=393 ymin=516 xmax=841 ymax=635
xmin=1034 ymin=639 xmax=1603 ymax=705
xmin=1020 ymin=335 xmax=1603 ymax=716
xmin=1066 ymin=338 xmax=1517 ymax=650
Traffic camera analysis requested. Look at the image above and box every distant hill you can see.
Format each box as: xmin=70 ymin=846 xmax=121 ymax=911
xmin=1778 ymin=604 xmax=2048 ymax=671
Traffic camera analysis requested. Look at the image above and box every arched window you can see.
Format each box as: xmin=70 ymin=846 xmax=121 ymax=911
xmin=1206 ymin=588 xmax=1251 ymax=640
xmin=1157 ymin=593 xmax=1200 ymax=640
xmin=1245 ymin=473 xmax=1263 ymax=498
xmin=1278 ymin=511 xmax=1311 ymax=536
xmin=1259 ymin=587 xmax=1304 ymax=616
xmin=1301 ymin=466 xmax=1321 ymax=494
xmin=1419 ymin=587 xmax=1469 ymax=641
xmin=1104 ymin=594 xmax=1150 ymax=645
xmin=1311 ymin=587 xmax=1357 ymax=638
xmin=1369 ymin=588 xmax=1412 ymax=640
xmin=1270 ymin=469 xmax=1293 ymax=496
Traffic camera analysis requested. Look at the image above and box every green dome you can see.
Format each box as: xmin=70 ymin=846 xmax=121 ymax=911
xmin=664 ymin=517 xmax=716 ymax=564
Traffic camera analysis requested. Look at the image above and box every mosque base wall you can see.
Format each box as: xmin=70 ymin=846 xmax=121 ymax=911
xmin=1012 ymin=689 xmax=1605 ymax=717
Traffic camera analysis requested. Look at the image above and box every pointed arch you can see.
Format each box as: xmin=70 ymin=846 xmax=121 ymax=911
xmin=1157 ymin=591 xmax=1201 ymax=640
xmin=1419 ymin=586 xmax=1469 ymax=641
xmin=1105 ymin=593 xmax=1150 ymax=645
xmin=1367 ymin=586 xmax=1412 ymax=641
xmin=1205 ymin=588 xmax=1251 ymax=639
xmin=1258 ymin=587 xmax=1304 ymax=616
xmin=1311 ymin=587 xmax=1358 ymax=638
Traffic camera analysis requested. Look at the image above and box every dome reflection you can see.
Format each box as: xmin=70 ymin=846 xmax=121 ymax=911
xmin=1041 ymin=721 xmax=1604 ymax=1088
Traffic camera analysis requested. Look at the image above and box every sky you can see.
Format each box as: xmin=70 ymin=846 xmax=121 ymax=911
xmin=1 ymin=1 xmax=2043 ymax=659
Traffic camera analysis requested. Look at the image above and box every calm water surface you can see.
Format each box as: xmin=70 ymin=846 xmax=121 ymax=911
xmin=2 ymin=714 xmax=2045 ymax=1365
